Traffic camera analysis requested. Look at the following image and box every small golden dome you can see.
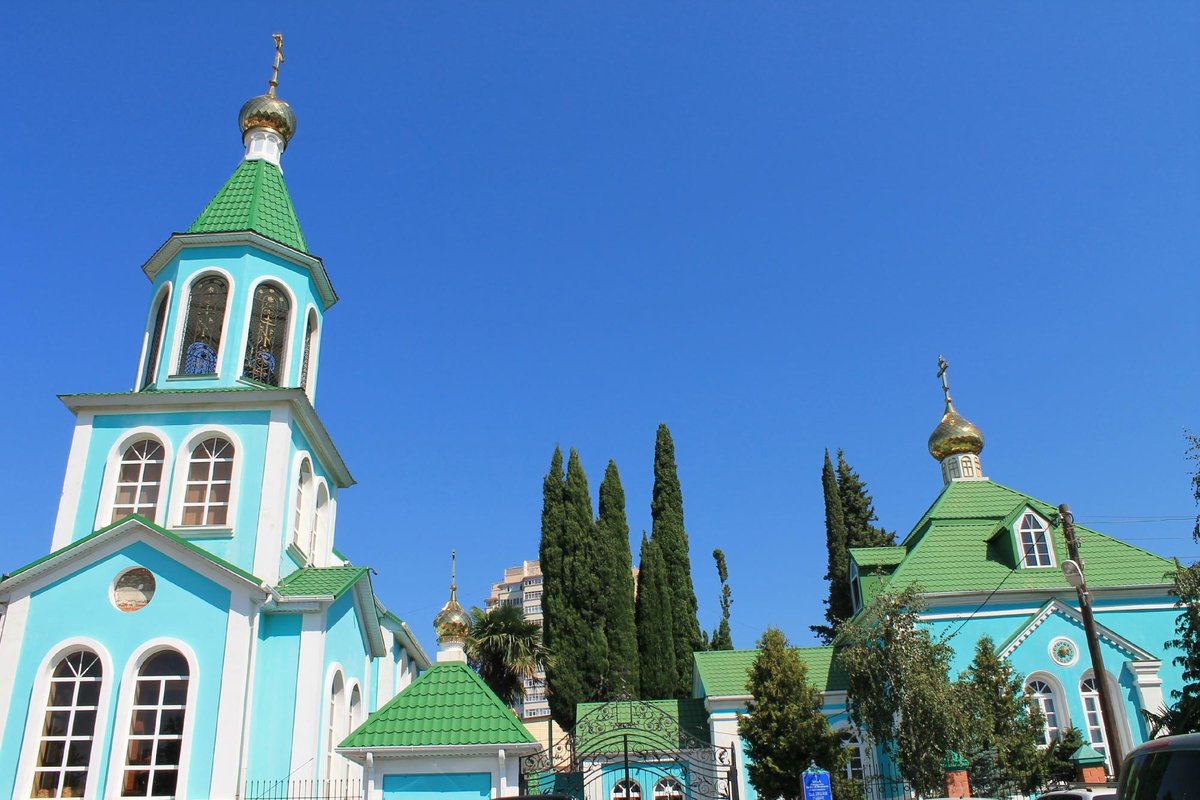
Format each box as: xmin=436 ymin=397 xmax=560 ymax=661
xmin=239 ymin=93 xmax=297 ymax=146
xmin=434 ymin=598 xmax=471 ymax=643
xmin=928 ymin=401 xmax=985 ymax=461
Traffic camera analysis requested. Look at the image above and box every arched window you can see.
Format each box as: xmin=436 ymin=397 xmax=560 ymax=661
xmin=111 ymin=440 xmax=166 ymax=524
xmin=292 ymin=460 xmax=313 ymax=552
xmin=1080 ymin=676 xmax=1108 ymax=760
xmin=840 ymin=729 xmax=866 ymax=781
xmin=1018 ymin=512 xmax=1054 ymax=567
xmin=613 ymin=780 xmax=641 ymax=800
xmin=177 ymin=276 xmax=228 ymax=375
xmin=121 ymin=650 xmax=189 ymax=798
xmin=1027 ymin=679 xmax=1062 ymax=745
xmin=325 ymin=672 xmax=345 ymax=781
xmin=242 ymin=283 xmax=290 ymax=386
xmin=300 ymin=311 xmax=318 ymax=396
xmin=309 ymin=484 xmax=330 ymax=563
xmin=960 ymin=455 xmax=975 ymax=478
xmin=142 ymin=291 xmax=169 ymax=390
xmin=181 ymin=437 xmax=234 ymax=527
xmin=31 ymin=650 xmax=103 ymax=799
xmin=653 ymin=778 xmax=683 ymax=800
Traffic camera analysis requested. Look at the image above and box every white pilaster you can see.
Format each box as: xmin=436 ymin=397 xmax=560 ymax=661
xmin=243 ymin=128 xmax=285 ymax=168
xmin=0 ymin=594 xmax=30 ymax=750
xmin=290 ymin=609 xmax=328 ymax=780
xmin=211 ymin=590 xmax=260 ymax=797
xmin=51 ymin=412 xmax=95 ymax=550
xmin=1128 ymin=661 xmax=1166 ymax=735
xmin=253 ymin=406 xmax=293 ymax=584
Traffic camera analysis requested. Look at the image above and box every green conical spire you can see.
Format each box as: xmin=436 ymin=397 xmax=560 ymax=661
xmin=187 ymin=159 xmax=308 ymax=253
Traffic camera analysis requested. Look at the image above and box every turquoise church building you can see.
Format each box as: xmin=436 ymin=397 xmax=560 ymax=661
xmin=0 ymin=50 xmax=430 ymax=800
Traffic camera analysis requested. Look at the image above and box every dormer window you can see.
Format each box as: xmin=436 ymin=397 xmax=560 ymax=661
xmin=1017 ymin=511 xmax=1054 ymax=567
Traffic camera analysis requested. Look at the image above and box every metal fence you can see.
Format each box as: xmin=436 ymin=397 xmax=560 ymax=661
xmin=242 ymin=778 xmax=362 ymax=800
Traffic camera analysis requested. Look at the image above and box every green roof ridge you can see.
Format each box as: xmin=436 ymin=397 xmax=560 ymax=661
xmin=276 ymin=566 xmax=368 ymax=598
xmin=188 ymin=159 xmax=308 ymax=253
xmin=341 ymin=661 xmax=535 ymax=748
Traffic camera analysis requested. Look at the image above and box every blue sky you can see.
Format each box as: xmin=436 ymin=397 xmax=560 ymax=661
xmin=3 ymin=4 xmax=1199 ymax=651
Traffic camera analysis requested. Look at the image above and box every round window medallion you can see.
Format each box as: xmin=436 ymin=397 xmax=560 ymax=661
xmin=1049 ymin=636 xmax=1079 ymax=667
xmin=113 ymin=568 xmax=156 ymax=612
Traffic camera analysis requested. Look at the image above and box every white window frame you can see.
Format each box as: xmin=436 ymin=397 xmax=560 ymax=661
xmin=167 ymin=268 xmax=235 ymax=381
xmin=104 ymin=639 xmax=199 ymax=800
xmin=300 ymin=306 xmax=321 ymax=401
xmin=1013 ymin=509 xmax=1056 ymax=568
xmin=236 ymin=276 xmax=298 ymax=388
xmin=136 ymin=282 xmax=172 ymax=390
xmin=95 ymin=429 xmax=173 ymax=529
xmin=168 ymin=427 xmax=243 ymax=534
xmin=322 ymin=667 xmax=347 ymax=783
xmin=652 ymin=777 xmax=684 ymax=800
xmin=612 ymin=779 xmax=642 ymax=800
xmin=289 ymin=455 xmax=314 ymax=560
xmin=15 ymin=639 xmax=114 ymax=800
xmin=1026 ymin=673 xmax=1068 ymax=746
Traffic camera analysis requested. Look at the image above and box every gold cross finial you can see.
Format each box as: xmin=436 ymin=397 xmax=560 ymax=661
xmin=936 ymin=354 xmax=953 ymax=407
xmin=450 ymin=549 xmax=458 ymax=599
xmin=268 ymin=33 xmax=285 ymax=96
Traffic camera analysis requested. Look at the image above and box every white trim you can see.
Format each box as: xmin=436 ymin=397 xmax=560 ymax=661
xmin=288 ymin=452 xmax=316 ymax=563
xmin=167 ymin=267 xmax=235 ymax=381
xmin=996 ymin=598 xmax=1158 ymax=662
xmin=14 ymin=637 xmax=116 ymax=800
xmin=135 ymin=281 xmax=173 ymax=390
xmin=338 ymin=742 xmax=543 ymax=761
xmin=93 ymin=426 xmax=175 ymax=530
xmin=289 ymin=610 xmax=328 ymax=781
xmin=1127 ymin=661 xmax=1166 ymax=734
xmin=235 ymin=276 xmax=298 ymax=388
xmin=1079 ymin=668 xmax=1134 ymax=761
xmin=0 ymin=596 xmax=29 ymax=768
xmin=300 ymin=306 xmax=321 ymax=404
xmin=167 ymin=426 xmax=244 ymax=531
xmin=52 ymin=412 xmax=95 ymax=551
xmin=320 ymin=664 xmax=347 ymax=782
xmin=1026 ymin=671 xmax=1072 ymax=743
xmin=920 ymin=597 xmax=1178 ymax=618
xmin=1048 ymin=635 xmax=1081 ymax=667
xmin=310 ymin=479 xmax=331 ymax=567
xmin=1012 ymin=508 xmax=1057 ymax=569
xmin=253 ymin=406 xmax=295 ymax=583
xmin=210 ymin=591 xmax=258 ymax=798
xmin=105 ymin=638 xmax=201 ymax=800
xmin=235 ymin=600 xmax=264 ymax=792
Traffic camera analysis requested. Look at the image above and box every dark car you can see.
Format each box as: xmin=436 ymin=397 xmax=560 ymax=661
xmin=1116 ymin=733 xmax=1200 ymax=799
xmin=1038 ymin=789 xmax=1116 ymax=800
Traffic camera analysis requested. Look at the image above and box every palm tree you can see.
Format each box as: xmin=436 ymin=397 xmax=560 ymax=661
xmin=466 ymin=605 xmax=551 ymax=707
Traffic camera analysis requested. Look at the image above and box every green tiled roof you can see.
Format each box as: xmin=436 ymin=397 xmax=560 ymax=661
xmin=873 ymin=480 xmax=1174 ymax=596
xmin=849 ymin=546 xmax=906 ymax=567
xmin=693 ymin=646 xmax=848 ymax=697
xmin=276 ymin=566 xmax=367 ymax=598
xmin=341 ymin=661 xmax=534 ymax=748
xmin=573 ymin=699 xmax=710 ymax=752
xmin=188 ymin=158 xmax=308 ymax=252
xmin=0 ymin=514 xmax=260 ymax=586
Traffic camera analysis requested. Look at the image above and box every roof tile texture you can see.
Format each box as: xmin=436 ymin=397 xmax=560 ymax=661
xmin=188 ymin=159 xmax=308 ymax=252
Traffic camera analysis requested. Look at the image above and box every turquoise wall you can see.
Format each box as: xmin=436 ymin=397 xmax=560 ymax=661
xmin=76 ymin=410 xmax=270 ymax=572
xmin=318 ymin=592 xmax=370 ymax=781
xmin=142 ymin=245 xmax=326 ymax=392
xmin=382 ymin=772 xmax=491 ymax=800
xmin=245 ymin=613 xmax=303 ymax=782
xmin=278 ymin=425 xmax=341 ymax=577
xmin=0 ymin=541 xmax=231 ymax=799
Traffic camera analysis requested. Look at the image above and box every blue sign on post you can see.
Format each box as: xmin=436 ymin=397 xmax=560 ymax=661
xmin=801 ymin=763 xmax=832 ymax=800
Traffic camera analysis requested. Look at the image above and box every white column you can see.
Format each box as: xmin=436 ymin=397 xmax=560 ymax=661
xmin=290 ymin=610 xmax=328 ymax=780
xmin=51 ymin=413 xmax=94 ymax=550
xmin=1128 ymin=661 xmax=1166 ymax=735
xmin=211 ymin=591 xmax=260 ymax=797
xmin=252 ymin=406 xmax=293 ymax=583
xmin=0 ymin=595 xmax=30 ymax=747
xmin=707 ymin=708 xmax=746 ymax=800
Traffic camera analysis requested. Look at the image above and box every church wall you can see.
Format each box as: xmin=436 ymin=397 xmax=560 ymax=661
xmin=72 ymin=410 xmax=270 ymax=570
xmin=149 ymin=246 xmax=326 ymax=393
xmin=0 ymin=540 xmax=233 ymax=799
xmin=245 ymin=612 xmax=303 ymax=783
xmin=278 ymin=425 xmax=341 ymax=576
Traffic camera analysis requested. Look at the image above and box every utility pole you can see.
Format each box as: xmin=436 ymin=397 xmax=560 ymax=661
xmin=1058 ymin=503 xmax=1125 ymax=779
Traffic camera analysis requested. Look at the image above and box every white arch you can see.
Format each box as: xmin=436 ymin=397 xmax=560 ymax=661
xmin=1026 ymin=671 xmax=1071 ymax=743
xmin=1080 ymin=668 xmax=1134 ymax=760
xmin=14 ymin=638 xmax=115 ymax=800
xmin=288 ymin=452 xmax=315 ymax=559
xmin=135 ymin=281 xmax=173 ymax=390
xmin=167 ymin=425 xmax=244 ymax=531
xmin=94 ymin=426 xmax=175 ymax=529
xmin=301 ymin=305 xmax=321 ymax=401
xmin=167 ymin=267 xmax=236 ymax=380
xmin=104 ymin=638 xmax=201 ymax=800
xmin=236 ymin=276 xmax=299 ymax=387
xmin=321 ymin=664 xmax=348 ymax=782
xmin=309 ymin=479 xmax=331 ymax=566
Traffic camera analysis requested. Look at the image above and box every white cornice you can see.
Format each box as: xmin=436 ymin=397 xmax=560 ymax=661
xmin=140 ymin=231 xmax=338 ymax=311
xmin=59 ymin=389 xmax=354 ymax=488
xmin=997 ymin=598 xmax=1158 ymax=662
xmin=337 ymin=742 xmax=541 ymax=763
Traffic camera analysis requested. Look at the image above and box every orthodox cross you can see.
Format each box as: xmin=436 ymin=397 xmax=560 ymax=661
xmin=936 ymin=354 xmax=953 ymax=405
xmin=450 ymin=549 xmax=458 ymax=598
xmin=268 ymin=33 xmax=285 ymax=96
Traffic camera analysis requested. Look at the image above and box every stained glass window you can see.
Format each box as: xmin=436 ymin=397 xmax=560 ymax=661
xmin=177 ymin=277 xmax=227 ymax=375
xmin=141 ymin=292 xmax=169 ymax=390
xmin=242 ymin=283 xmax=290 ymax=386
xmin=300 ymin=313 xmax=316 ymax=394
xmin=31 ymin=651 xmax=102 ymax=799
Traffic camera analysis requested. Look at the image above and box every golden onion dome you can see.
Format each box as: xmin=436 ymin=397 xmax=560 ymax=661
xmin=239 ymin=92 xmax=297 ymax=146
xmin=434 ymin=596 xmax=471 ymax=643
xmin=928 ymin=401 xmax=985 ymax=461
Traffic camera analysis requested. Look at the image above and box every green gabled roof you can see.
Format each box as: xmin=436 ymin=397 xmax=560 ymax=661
xmin=276 ymin=566 xmax=368 ymax=598
xmin=874 ymin=480 xmax=1174 ymax=596
xmin=693 ymin=646 xmax=848 ymax=697
xmin=340 ymin=661 xmax=534 ymax=748
xmin=188 ymin=158 xmax=308 ymax=253
xmin=574 ymin=699 xmax=710 ymax=752
xmin=0 ymin=514 xmax=260 ymax=586
xmin=849 ymin=546 xmax=906 ymax=568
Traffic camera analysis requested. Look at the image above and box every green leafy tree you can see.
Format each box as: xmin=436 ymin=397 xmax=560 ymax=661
xmin=738 ymin=628 xmax=847 ymax=799
xmin=466 ymin=605 xmax=550 ymax=707
xmin=597 ymin=460 xmax=640 ymax=696
xmin=956 ymin=636 xmax=1048 ymax=795
xmin=1044 ymin=727 xmax=1087 ymax=784
xmin=813 ymin=450 xmax=852 ymax=643
xmin=636 ymin=534 xmax=677 ymax=699
xmin=837 ymin=586 xmax=964 ymax=796
xmin=651 ymin=424 xmax=703 ymax=696
xmin=710 ymin=549 xmax=734 ymax=650
xmin=836 ymin=450 xmax=895 ymax=548
xmin=1146 ymin=559 xmax=1200 ymax=735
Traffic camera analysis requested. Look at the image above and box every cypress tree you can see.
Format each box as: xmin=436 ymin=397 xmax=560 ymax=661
xmin=812 ymin=449 xmax=852 ymax=643
xmin=650 ymin=424 xmax=703 ymax=697
xmin=635 ymin=534 xmax=677 ymax=699
xmin=597 ymin=460 xmax=640 ymax=697
xmin=710 ymin=549 xmax=733 ymax=650
xmin=836 ymin=449 xmax=896 ymax=548
xmin=538 ymin=447 xmax=575 ymax=726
